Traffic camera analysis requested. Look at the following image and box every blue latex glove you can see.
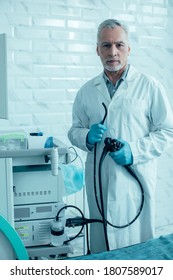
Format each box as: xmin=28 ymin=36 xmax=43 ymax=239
xmin=109 ymin=139 xmax=133 ymax=166
xmin=87 ymin=123 xmax=107 ymax=145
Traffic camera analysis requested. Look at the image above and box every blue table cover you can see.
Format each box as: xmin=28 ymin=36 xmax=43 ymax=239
xmin=71 ymin=234 xmax=173 ymax=260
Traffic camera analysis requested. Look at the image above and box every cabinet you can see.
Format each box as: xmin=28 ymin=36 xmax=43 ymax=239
xmin=0 ymin=146 xmax=73 ymax=259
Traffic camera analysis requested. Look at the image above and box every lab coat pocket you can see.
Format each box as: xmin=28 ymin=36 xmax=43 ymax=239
xmin=122 ymin=99 xmax=147 ymax=126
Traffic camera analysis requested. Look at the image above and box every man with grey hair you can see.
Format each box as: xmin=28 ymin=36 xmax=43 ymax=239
xmin=68 ymin=19 xmax=173 ymax=253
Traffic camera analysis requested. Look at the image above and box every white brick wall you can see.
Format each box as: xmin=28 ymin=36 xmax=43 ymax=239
xmin=0 ymin=0 xmax=173 ymax=237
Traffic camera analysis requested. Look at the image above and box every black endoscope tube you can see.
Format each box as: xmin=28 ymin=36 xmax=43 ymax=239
xmin=97 ymin=147 xmax=110 ymax=250
xmin=94 ymin=144 xmax=110 ymax=250
xmin=93 ymin=103 xmax=144 ymax=251
xmin=98 ymin=151 xmax=144 ymax=229
xmin=93 ymin=103 xmax=107 ymax=211
xmin=101 ymin=103 xmax=107 ymax=125
xmin=93 ymin=102 xmax=110 ymax=251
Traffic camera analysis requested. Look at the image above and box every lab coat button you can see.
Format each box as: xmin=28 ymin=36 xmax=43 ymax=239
xmin=109 ymin=129 xmax=115 ymax=135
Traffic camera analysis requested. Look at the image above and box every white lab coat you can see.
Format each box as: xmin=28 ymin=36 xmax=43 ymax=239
xmin=68 ymin=65 xmax=173 ymax=253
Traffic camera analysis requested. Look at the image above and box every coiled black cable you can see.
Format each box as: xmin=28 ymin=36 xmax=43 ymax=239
xmin=57 ymin=205 xmax=102 ymax=254
xmin=98 ymin=144 xmax=144 ymax=228
xmin=93 ymin=103 xmax=145 ymax=251
xmin=56 ymin=205 xmax=85 ymax=244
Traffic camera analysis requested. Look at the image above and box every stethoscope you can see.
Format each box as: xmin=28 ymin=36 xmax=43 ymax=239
xmin=93 ymin=102 xmax=144 ymax=251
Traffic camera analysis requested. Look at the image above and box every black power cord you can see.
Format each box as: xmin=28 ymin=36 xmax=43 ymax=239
xmin=56 ymin=205 xmax=102 ymax=255
xmin=56 ymin=205 xmax=85 ymax=244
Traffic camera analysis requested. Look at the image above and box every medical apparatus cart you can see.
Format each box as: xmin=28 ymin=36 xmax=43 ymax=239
xmin=0 ymin=142 xmax=74 ymax=259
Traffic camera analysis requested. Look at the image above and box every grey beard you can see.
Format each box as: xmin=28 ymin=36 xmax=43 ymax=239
xmin=104 ymin=63 xmax=124 ymax=72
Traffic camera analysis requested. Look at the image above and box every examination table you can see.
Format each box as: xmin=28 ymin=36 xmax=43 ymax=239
xmin=71 ymin=233 xmax=173 ymax=260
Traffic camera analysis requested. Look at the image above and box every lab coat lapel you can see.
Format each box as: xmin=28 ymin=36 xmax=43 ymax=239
xmin=126 ymin=65 xmax=139 ymax=82
xmin=110 ymin=65 xmax=139 ymax=98
xmin=93 ymin=73 xmax=110 ymax=102
xmin=92 ymin=66 xmax=138 ymax=102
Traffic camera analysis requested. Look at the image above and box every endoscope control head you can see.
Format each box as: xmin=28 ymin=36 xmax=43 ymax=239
xmin=104 ymin=137 xmax=123 ymax=152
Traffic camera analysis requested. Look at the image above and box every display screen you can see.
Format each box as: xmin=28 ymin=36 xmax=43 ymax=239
xmin=0 ymin=33 xmax=8 ymax=119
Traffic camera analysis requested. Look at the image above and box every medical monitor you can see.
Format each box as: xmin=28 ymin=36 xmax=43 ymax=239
xmin=0 ymin=33 xmax=8 ymax=119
